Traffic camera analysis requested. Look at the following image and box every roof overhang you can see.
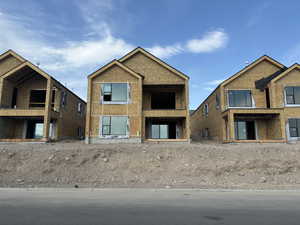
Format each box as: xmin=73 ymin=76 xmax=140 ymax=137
xmin=88 ymin=59 xmax=143 ymax=80
xmin=220 ymin=55 xmax=286 ymax=88
xmin=119 ymin=47 xmax=189 ymax=80
xmin=270 ymin=63 xmax=300 ymax=84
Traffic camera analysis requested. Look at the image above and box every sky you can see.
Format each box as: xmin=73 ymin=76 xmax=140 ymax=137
xmin=0 ymin=0 xmax=300 ymax=109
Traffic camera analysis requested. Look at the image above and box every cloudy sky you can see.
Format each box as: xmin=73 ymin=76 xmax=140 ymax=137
xmin=0 ymin=0 xmax=299 ymax=108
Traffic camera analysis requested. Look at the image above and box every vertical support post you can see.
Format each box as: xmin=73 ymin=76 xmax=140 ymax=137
xmin=280 ymin=113 xmax=286 ymax=141
xmin=43 ymin=78 xmax=53 ymax=141
xmin=139 ymin=78 xmax=143 ymax=142
xmin=185 ymin=82 xmax=191 ymax=142
xmin=85 ymin=78 xmax=92 ymax=144
xmin=228 ymin=112 xmax=235 ymax=141
xmin=0 ymin=78 xmax=4 ymax=107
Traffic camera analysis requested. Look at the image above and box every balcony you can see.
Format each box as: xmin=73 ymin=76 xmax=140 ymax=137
xmin=142 ymin=84 xmax=186 ymax=117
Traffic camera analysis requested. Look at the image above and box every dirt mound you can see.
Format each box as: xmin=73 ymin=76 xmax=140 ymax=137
xmin=1 ymin=141 xmax=300 ymax=189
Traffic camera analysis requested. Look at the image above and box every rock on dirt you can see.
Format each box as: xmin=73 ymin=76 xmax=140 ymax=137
xmin=0 ymin=141 xmax=300 ymax=189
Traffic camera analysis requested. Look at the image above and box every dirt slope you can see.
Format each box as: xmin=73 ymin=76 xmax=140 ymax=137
xmin=1 ymin=141 xmax=300 ymax=189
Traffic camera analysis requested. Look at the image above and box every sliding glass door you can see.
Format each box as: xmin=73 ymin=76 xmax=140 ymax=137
xmin=151 ymin=124 xmax=169 ymax=139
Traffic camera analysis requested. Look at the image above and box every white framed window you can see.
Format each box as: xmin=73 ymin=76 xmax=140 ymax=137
xmin=100 ymin=83 xmax=130 ymax=104
xmin=100 ymin=116 xmax=129 ymax=138
xmin=227 ymin=90 xmax=254 ymax=108
xmin=285 ymin=86 xmax=300 ymax=106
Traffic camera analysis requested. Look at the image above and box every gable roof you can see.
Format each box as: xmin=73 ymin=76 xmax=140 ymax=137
xmin=0 ymin=50 xmax=86 ymax=103
xmin=88 ymin=59 xmax=143 ymax=80
xmin=270 ymin=63 xmax=300 ymax=83
xmin=119 ymin=47 xmax=189 ymax=80
xmin=220 ymin=55 xmax=286 ymax=88
xmin=191 ymin=55 xmax=286 ymax=116
xmin=255 ymin=67 xmax=288 ymax=90
xmin=0 ymin=49 xmax=26 ymax=63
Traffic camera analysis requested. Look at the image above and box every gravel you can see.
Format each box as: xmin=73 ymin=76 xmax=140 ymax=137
xmin=0 ymin=141 xmax=300 ymax=189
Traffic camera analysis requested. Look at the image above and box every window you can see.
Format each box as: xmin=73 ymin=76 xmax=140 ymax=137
xmin=285 ymin=87 xmax=300 ymax=105
xmin=77 ymin=102 xmax=83 ymax=115
xmin=61 ymin=91 xmax=67 ymax=107
xmin=204 ymin=104 xmax=209 ymax=117
xmin=29 ymin=90 xmax=46 ymax=107
xmin=101 ymin=83 xmax=128 ymax=103
xmin=101 ymin=116 xmax=128 ymax=136
xmin=78 ymin=127 xmax=83 ymax=138
xmin=228 ymin=90 xmax=252 ymax=107
xmin=288 ymin=119 xmax=300 ymax=137
xmin=204 ymin=128 xmax=209 ymax=138
xmin=151 ymin=124 xmax=169 ymax=139
xmin=215 ymin=94 xmax=220 ymax=109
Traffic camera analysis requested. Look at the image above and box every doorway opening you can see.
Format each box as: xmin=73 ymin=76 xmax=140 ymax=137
xmin=234 ymin=120 xmax=256 ymax=140
xmin=26 ymin=121 xmax=44 ymax=139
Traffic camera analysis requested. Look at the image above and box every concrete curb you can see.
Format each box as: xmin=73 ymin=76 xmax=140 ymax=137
xmin=1 ymin=188 xmax=300 ymax=192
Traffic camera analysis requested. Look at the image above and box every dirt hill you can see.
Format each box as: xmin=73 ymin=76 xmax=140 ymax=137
xmin=1 ymin=141 xmax=300 ymax=189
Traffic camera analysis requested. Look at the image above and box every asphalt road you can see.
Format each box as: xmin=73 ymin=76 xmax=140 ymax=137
xmin=0 ymin=189 xmax=300 ymax=225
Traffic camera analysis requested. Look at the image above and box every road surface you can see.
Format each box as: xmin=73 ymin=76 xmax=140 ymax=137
xmin=0 ymin=189 xmax=299 ymax=225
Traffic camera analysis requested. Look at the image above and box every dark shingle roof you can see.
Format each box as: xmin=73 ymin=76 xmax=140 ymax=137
xmin=255 ymin=67 xmax=288 ymax=90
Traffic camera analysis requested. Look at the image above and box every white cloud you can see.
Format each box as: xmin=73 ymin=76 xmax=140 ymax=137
xmin=146 ymin=44 xmax=183 ymax=58
xmin=0 ymin=2 xmax=229 ymax=100
xmin=42 ymin=32 xmax=134 ymax=71
xmin=186 ymin=30 xmax=228 ymax=53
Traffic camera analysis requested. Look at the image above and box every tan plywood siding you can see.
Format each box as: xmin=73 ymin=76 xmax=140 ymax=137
xmin=191 ymin=88 xmax=223 ymax=141
xmin=223 ymin=60 xmax=281 ymax=108
xmin=16 ymin=75 xmax=47 ymax=108
xmin=89 ymin=64 xmax=141 ymax=138
xmin=0 ymin=55 xmax=22 ymax=76
xmin=52 ymin=80 xmax=86 ymax=140
xmin=0 ymin=79 xmax=14 ymax=107
xmin=122 ymin=52 xmax=185 ymax=84
xmin=272 ymin=68 xmax=300 ymax=108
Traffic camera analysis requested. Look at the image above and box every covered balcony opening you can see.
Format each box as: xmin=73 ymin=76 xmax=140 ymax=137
xmin=145 ymin=117 xmax=186 ymax=141
xmin=143 ymin=85 xmax=185 ymax=110
xmin=0 ymin=65 xmax=60 ymax=111
xmin=0 ymin=116 xmax=57 ymax=142
xmin=224 ymin=113 xmax=284 ymax=142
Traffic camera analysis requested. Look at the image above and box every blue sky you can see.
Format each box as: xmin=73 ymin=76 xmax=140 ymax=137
xmin=0 ymin=0 xmax=300 ymax=109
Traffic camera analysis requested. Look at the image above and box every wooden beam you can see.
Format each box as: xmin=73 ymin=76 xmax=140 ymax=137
xmin=43 ymin=79 xmax=53 ymax=140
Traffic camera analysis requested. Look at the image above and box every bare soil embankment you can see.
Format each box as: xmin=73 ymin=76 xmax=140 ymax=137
xmin=1 ymin=141 xmax=300 ymax=189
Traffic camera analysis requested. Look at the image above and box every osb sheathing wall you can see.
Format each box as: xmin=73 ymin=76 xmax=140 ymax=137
xmin=89 ymin=64 xmax=142 ymax=139
xmin=122 ymin=51 xmax=190 ymax=140
xmin=223 ymin=60 xmax=281 ymax=109
xmin=16 ymin=76 xmax=47 ymax=108
xmin=0 ymin=55 xmax=23 ymax=106
xmin=191 ymin=87 xmax=222 ymax=141
xmin=0 ymin=55 xmax=22 ymax=76
xmin=122 ymin=52 xmax=185 ymax=85
xmin=0 ymin=52 xmax=86 ymax=141
xmin=87 ymin=49 xmax=190 ymax=143
xmin=191 ymin=58 xmax=286 ymax=142
xmin=271 ymin=67 xmax=300 ymax=136
xmin=51 ymin=79 xmax=86 ymax=140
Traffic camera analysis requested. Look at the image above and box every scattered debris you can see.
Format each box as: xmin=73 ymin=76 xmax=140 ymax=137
xmin=0 ymin=141 xmax=300 ymax=189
